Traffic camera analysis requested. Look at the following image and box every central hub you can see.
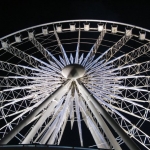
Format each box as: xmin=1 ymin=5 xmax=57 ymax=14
xmin=61 ymin=64 xmax=85 ymax=79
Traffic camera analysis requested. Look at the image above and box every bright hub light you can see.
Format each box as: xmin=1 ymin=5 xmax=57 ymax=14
xmin=61 ymin=64 xmax=85 ymax=79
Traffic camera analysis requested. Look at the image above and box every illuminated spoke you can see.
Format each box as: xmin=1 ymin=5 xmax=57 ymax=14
xmin=0 ymin=20 xmax=150 ymax=150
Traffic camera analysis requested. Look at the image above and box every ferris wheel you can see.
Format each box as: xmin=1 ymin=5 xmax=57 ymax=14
xmin=0 ymin=20 xmax=150 ymax=150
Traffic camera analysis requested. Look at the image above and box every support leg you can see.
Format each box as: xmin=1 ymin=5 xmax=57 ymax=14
xmin=76 ymin=79 xmax=140 ymax=150
xmin=0 ymin=80 xmax=71 ymax=144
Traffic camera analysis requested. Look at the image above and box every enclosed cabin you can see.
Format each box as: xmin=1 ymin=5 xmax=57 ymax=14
xmin=97 ymin=23 xmax=104 ymax=32
xmin=56 ymin=24 xmax=62 ymax=33
xmin=84 ymin=22 xmax=90 ymax=31
xmin=69 ymin=23 xmax=76 ymax=31
xmin=111 ymin=24 xmax=118 ymax=34
xmin=15 ymin=33 xmax=22 ymax=43
xmin=42 ymin=26 xmax=49 ymax=35
xmin=139 ymin=31 xmax=146 ymax=40
xmin=28 ymin=29 xmax=35 ymax=39
xmin=1 ymin=39 xmax=9 ymax=49
xmin=125 ymin=27 xmax=132 ymax=36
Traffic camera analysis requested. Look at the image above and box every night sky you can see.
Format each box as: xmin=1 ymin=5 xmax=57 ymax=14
xmin=0 ymin=0 xmax=150 ymax=150
xmin=0 ymin=0 xmax=150 ymax=37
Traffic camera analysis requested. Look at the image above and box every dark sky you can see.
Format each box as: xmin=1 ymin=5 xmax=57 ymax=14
xmin=0 ymin=0 xmax=150 ymax=38
xmin=0 ymin=0 xmax=150 ymax=150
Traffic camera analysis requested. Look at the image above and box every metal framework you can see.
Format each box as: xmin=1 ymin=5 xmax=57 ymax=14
xmin=0 ymin=20 xmax=150 ymax=150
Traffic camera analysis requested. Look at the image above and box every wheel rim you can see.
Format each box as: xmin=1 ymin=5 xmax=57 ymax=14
xmin=0 ymin=20 xmax=150 ymax=150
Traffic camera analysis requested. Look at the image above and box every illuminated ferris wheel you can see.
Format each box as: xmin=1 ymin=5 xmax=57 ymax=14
xmin=0 ymin=20 xmax=150 ymax=150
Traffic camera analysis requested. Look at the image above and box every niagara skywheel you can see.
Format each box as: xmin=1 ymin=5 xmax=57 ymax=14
xmin=0 ymin=20 xmax=150 ymax=150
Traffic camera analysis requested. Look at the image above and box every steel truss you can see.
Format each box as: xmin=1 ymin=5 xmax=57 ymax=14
xmin=0 ymin=20 xmax=150 ymax=150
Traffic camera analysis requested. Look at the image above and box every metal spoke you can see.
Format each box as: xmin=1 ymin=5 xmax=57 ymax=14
xmin=53 ymin=27 xmax=70 ymax=65
xmin=3 ymin=46 xmax=46 ymax=68
xmin=1 ymin=20 xmax=150 ymax=150
xmin=82 ymin=29 xmax=105 ymax=66
xmin=0 ymin=61 xmax=37 ymax=76
xmin=75 ymin=24 xmax=81 ymax=64
xmin=85 ymin=34 xmax=132 ymax=69
xmin=30 ymin=36 xmax=63 ymax=68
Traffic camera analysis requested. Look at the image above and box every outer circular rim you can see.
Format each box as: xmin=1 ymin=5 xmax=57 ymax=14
xmin=1 ymin=19 xmax=150 ymax=40
xmin=0 ymin=19 xmax=150 ymax=150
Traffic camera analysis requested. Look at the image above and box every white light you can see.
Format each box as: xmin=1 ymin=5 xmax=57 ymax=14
xmin=70 ymin=23 xmax=76 ymax=31
xmin=125 ymin=27 xmax=132 ymax=36
xmin=84 ymin=22 xmax=90 ymax=31
xmin=111 ymin=25 xmax=118 ymax=33
xmin=97 ymin=23 xmax=104 ymax=32
xmin=1 ymin=40 xmax=9 ymax=49
xmin=139 ymin=31 xmax=146 ymax=40
xmin=62 ymin=64 xmax=85 ymax=79
xmin=15 ymin=34 xmax=22 ymax=43
xmin=28 ymin=30 xmax=34 ymax=39
xmin=56 ymin=24 xmax=62 ymax=33
xmin=42 ymin=26 xmax=48 ymax=35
